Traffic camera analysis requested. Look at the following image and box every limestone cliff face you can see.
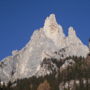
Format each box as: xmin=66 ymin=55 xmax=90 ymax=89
xmin=43 ymin=14 xmax=88 ymax=57
xmin=44 ymin=14 xmax=65 ymax=48
xmin=0 ymin=14 xmax=89 ymax=83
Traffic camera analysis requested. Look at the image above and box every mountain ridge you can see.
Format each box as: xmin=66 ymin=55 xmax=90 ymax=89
xmin=0 ymin=14 xmax=89 ymax=83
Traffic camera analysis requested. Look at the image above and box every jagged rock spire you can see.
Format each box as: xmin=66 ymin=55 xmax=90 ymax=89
xmin=68 ymin=26 xmax=76 ymax=37
xmin=44 ymin=14 xmax=57 ymax=28
xmin=43 ymin=14 xmax=65 ymax=37
xmin=43 ymin=14 xmax=65 ymax=48
xmin=44 ymin=14 xmax=59 ymax=33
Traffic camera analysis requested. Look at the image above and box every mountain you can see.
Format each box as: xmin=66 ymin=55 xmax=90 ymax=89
xmin=0 ymin=14 xmax=89 ymax=83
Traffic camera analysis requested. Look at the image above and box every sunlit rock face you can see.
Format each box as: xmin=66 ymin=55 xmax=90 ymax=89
xmin=0 ymin=14 xmax=89 ymax=83
xmin=44 ymin=14 xmax=66 ymax=48
xmin=66 ymin=27 xmax=89 ymax=57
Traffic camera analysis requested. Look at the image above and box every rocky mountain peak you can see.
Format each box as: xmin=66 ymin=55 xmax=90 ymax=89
xmin=68 ymin=26 xmax=77 ymax=37
xmin=43 ymin=14 xmax=65 ymax=48
xmin=0 ymin=14 xmax=89 ymax=83
xmin=44 ymin=14 xmax=57 ymax=28
xmin=43 ymin=14 xmax=59 ymax=34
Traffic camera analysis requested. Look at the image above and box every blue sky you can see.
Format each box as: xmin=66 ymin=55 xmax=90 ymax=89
xmin=0 ymin=0 xmax=90 ymax=60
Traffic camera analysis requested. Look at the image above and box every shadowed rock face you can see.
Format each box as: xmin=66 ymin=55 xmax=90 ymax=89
xmin=0 ymin=14 xmax=89 ymax=83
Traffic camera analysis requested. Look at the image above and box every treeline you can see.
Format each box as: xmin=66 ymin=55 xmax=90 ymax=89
xmin=0 ymin=56 xmax=90 ymax=90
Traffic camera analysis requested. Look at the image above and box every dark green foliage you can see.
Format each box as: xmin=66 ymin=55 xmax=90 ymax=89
xmin=0 ymin=56 xmax=90 ymax=90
